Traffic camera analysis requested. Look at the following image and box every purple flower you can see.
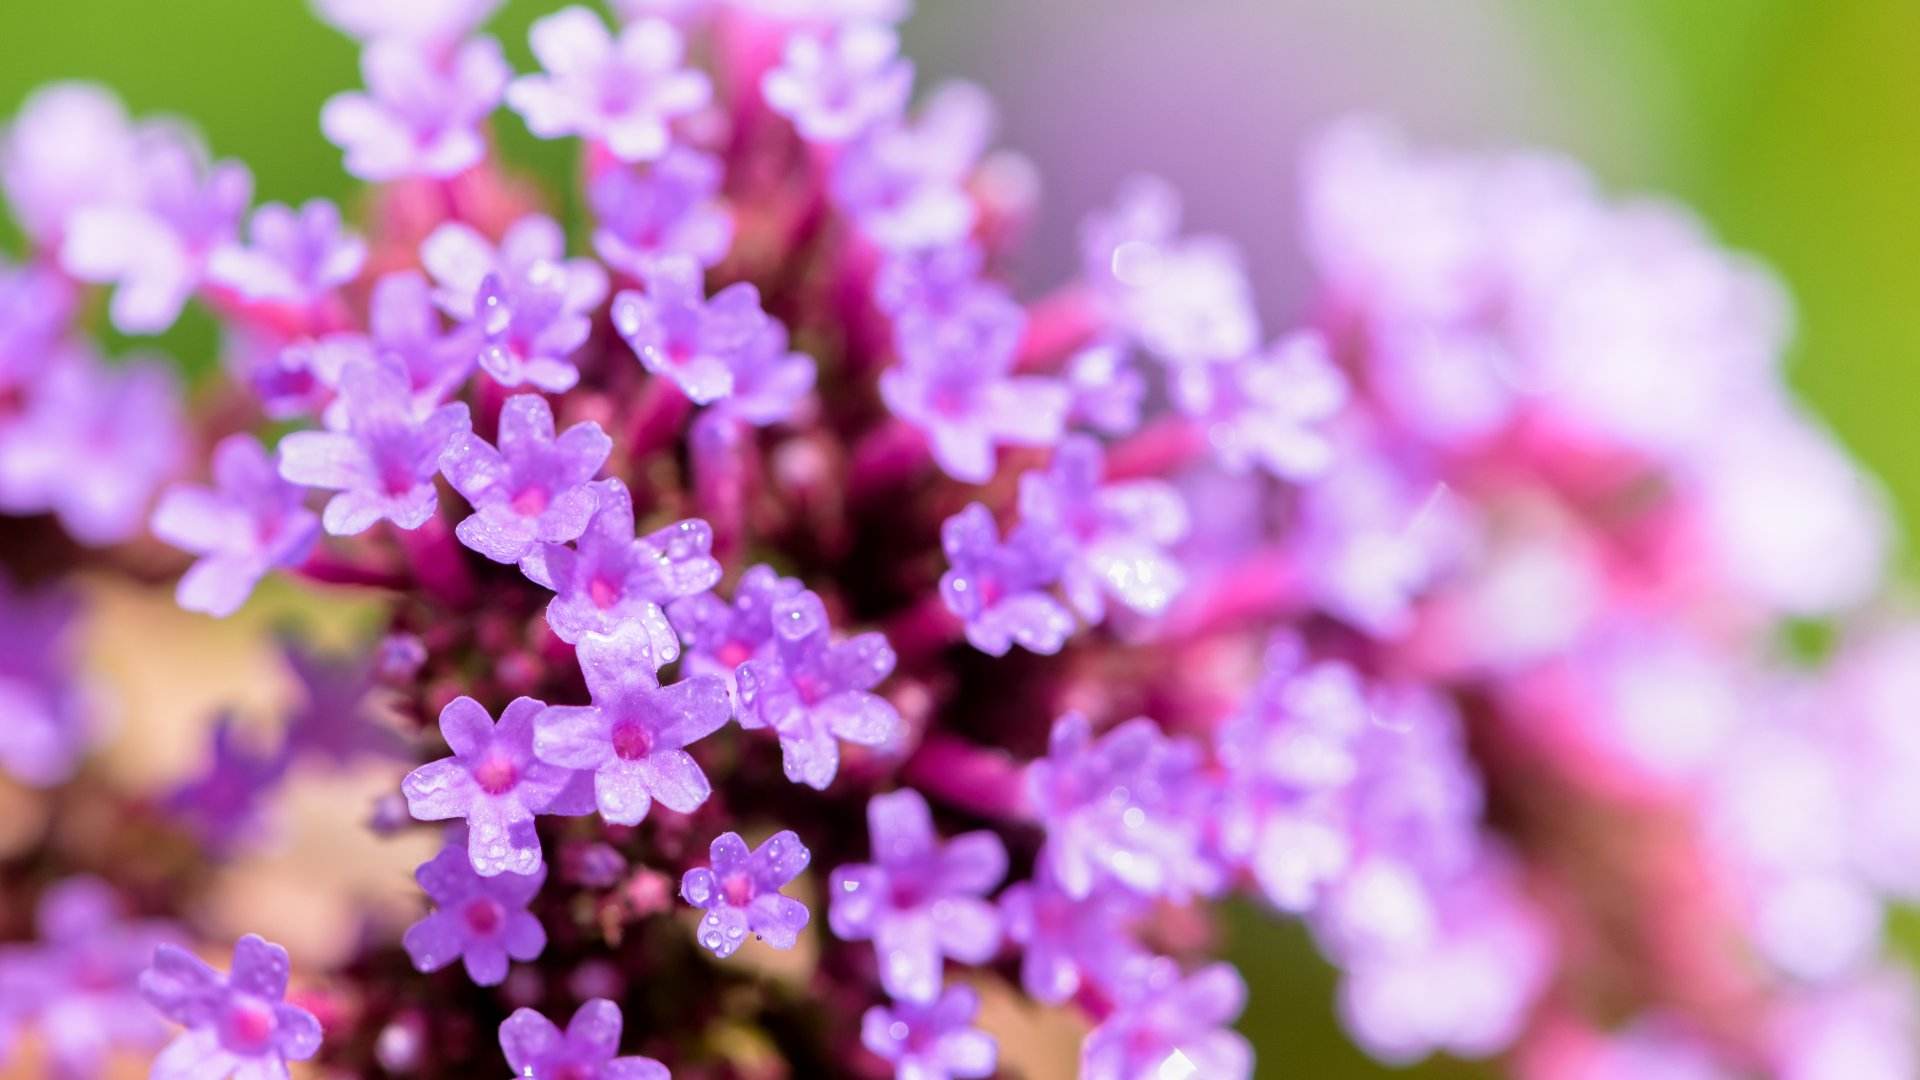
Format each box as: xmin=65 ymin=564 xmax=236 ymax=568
xmin=713 ymin=315 xmax=819 ymax=427
xmin=0 ymin=573 xmax=92 ymax=787
xmin=938 ymin=503 xmax=1074 ymax=657
xmin=860 ymin=983 xmax=997 ymax=1080
xmin=140 ymin=934 xmax=322 ymax=1080
xmin=611 ymin=256 xmax=776 ymax=406
xmin=762 ymin=22 xmax=914 ymax=145
xmin=303 ymin=270 xmax=478 ymax=424
xmin=879 ymin=290 xmax=1069 ymax=483
xmin=1017 ymin=434 xmax=1189 ymax=623
xmin=827 ymin=789 xmax=1007 ymax=1003
xmin=280 ymin=639 xmax=406 ymax=767
xmin=735 ymin=590 xmax=905 ymax=790
xmin=667 ymin=564 xmax=804 ymax=689
xmin=522 ymin=478 xmax=721 ymax=653
xmin=443 ymin=394 xmax=611 ymax=565
xmin=206 ymin=199 xmax=366 ymax=307
xmin=679 ymin=829 xmax=812 ymax=957
xmin=422 ymin=215 xmax=609 ymax=392
xmin=999 ymin=870 xmax=1149 ymax=1005
xmin=277 ymin=356 xmax=472 ymax=535
xmin=1083 ymin=179 xmax=1260 ymax=367
xmin=532 ymin=624 xmax=731 ymax=826
xmin=1169 ymin=331 xmax=1349 ymax=480
xmin=321 ymin=37 xmax=510 ymax=182
xmin=59 ymin=130 xmax=252 ymax=334
xmin=403 ymin=830 xmax=547 ymax=986
xmin=150 ymin=435 xmax=321 ymax=618
xmin=161 ymin=715 xmax=289 ymax=854
xmin=499 ymin=998 xmax=669 ymax=1080
xmin=0 ymin=262 xmax=76 ymax=391
xmin=505 ymin=8 xmax=711 ymax=163
xmin=314 ymin=0 xmax=502 ymax=44
xmin=832 ymin=83 xmax=992 ymax=252
xmin=0 ymin=351 xmax=185 ymax=546
xmin=0 ymin=877 xmax=177 ymax=1076
xmin=1080 ymin=960 xmax=1252 ymax=1080
xmin=1065 ymin=342 xmax=1146 ymax=437
xmin=1027 ymin=713 xmax=1220 ymax=901
xmin=589 ymin=148 xmax=733 ymax=276
xmin=401 ymin=696 xmax=593 ymax=877
xmin=1 ymin=83 xmax=142 ymax=245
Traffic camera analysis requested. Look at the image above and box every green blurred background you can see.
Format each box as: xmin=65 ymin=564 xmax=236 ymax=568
xmin=3 ymin=2 xmax=1915 ymax=1075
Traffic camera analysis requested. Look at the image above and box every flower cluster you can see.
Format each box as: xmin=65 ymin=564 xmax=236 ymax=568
xmin=0 ymin=2 xmax=1914 ymax=1079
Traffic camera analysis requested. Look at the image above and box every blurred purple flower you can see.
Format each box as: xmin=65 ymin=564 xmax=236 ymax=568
xmin=938 ymin=503 xmax=1074 ymax=657
xmin=999 ymin=869 xmax=1149 ymax=1005
xmin=322 ymin=37 xmax=510 ymax=182
xmin=831 ymin=83 xmax=991 ymax=252
xmin=1064 ymin=342 xmax=1146 ymax=437
xmin=828 ymin=789 xmax=1006 ymax=1003
xmin=151 ymin=435 xmax=321 ymax=618
xmin=1080 ymin=960 xmax=1252 ymax=1080
xmin=1017 ymin=434 xmax=1189 ymax=623
xmin=735 ymin=590 xmax=904 ymax=790
xmin=532 ymin=624 xmax=731 ymax=826
xmin=421 ymin=215 xmax=608 ymax=392
xmin=277 ymin=356 xmax=472 ymax=535
xmin=1 ymin=83 xmax=143 ymax=245
xmin=505 ymin=8 xmax=711 ymax=162
xmin=680 ymin=829 xmax=812 ymax=957
xmin=402 ymin=696 xmax=594 ymax=877
xmin=668 ymin=564 xmax=804 ymax=690
xmin=0 ymin=574 xmax=93 ymax=788
xmin=302 ymin=270 xmax=478 ymax=424
xmin=1170 ymin=332 xmax=1349 ymax=480
xmin=207 ymin=199 xmax=366 ymax=307
xmin=161 ymin=715 xmax=289 ymax=854
xmin=139 ymin=934 xmax=322 ymax=1080
xmin=499 ymin=998 xmax=669 ymax=1080
xmin=314 ymin=0 xmax=502 ymax=45
xmin=860 ymin=983 xmax=997 ymax=1080
xmin=443 ymin=394 xmax=611 ymax=565
xmin=589 ymin=148 xmax=733 ymax=277
xmin=280 ymin=639 xmax=406 ymax=767
xmin=762 ymin=21 xmax=914 ymax=145
xmin=523 ymin=478 xmax=721 ymax=654
xmin=1028 ymin=713 xmax=1220 ymax=901
xmin=403 ymin=830 xmax=547 ymax=985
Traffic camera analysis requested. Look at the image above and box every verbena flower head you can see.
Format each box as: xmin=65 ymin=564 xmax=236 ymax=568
xmin=443 ymin=393 xmax=612 ymax=565
xmin=735 ymin=589 xmax=904 ymax=789
xmin=277 ymin=355 xmax=472 ymax=535
xmin=403 ymin=829 xmax=548 ymax=985
xmin=762 ymin=20 xmax=914 ymax=145
xmin=589 ymin=147 xmax=733 ymax=276
xmin=139 ymin=934 xmax=323 ymax=1080
xmin=1016 ymin=434 xmax=1189 ymax=623
xmin=499 ymin=998 xmax=669 ymax=1080
xmin=860 ymin=983 xmax=998 ymax=1080
xmin=402 ymin=696 xmax=593 ymax=876
xmin=506 ymin=7 xmax=711 ymax=162
xmin=938 ymin=503 xmax=1075 ymax=657
xmin=207 ymin=198 xmax=366 ymax=308
xmin=322 ymin=36 xmax=511 ymax=182
xmin=523 ymin=478 xmax=721 ymax=653
xmin=679 ymin=829 xmax=812 ymax=957
xmin=828 ymin=789 xmax=1007 ymax=1003
xmin=1080 ymin=960 xmax=1253 ymax=1080
xmin=423 ymin=215 xmax=609 ymax=392
xmin=151 ymin=434 xmax=322 ymax=617
xmin=531 ymin=623 xmax=732 ymax=825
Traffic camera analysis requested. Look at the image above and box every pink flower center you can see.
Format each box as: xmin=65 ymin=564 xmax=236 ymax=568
xmin=793 ymin=672 xmax=828 ymax=706
xmin=588 ymin=575 xmax=622 ymax=610
xmin=716 ymin=639 xmax=753 ymax=668
xmin=721 ymin=871 xmax=756 ymax=907
xmin=462 ymin=897 xmax=505 ymax=936
xmin=611 ymin=721 xmax=654 ymax=761
xmin=472 ymin=753 xmax=520 ymax=795
xmin=510 ymin=484 xmax=551 ymax=516
xmin=222 ymin=997 xmax=276 ymax=1054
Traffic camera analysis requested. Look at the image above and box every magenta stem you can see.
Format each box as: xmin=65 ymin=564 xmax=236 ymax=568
xmin=293 ymin=552 xmax=410 ymax=592
xmin=1106 ymin=416 xmax=1210 ymax=480
xmin=394 ymin=515 xmax=476 ymax=609
xmin=900 ymin=732 xmax=1033 ymax=822
xmin=1015 ymin=285 xmax=1104 ymax=373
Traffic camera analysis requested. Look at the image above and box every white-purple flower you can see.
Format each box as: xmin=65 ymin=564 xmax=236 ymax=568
xmin=667 ymin=564 xmax=805 ymax=690
xmin=1017 ymin=434 xmax=1189 ymax=623
xmin=401 ymin=696 xmax=594 ymax=877
xmin=938 ymin=503 xmax=1074 ymax=657
xmin=305 ymin=269 xmax=479 ymax=424
xmin=206 ymin=198 xmax=367 ymax=308
xmin=1170 ymin=331 xmax=1350 ymax=481
xmin=1080 ymin=960 xmax=1252 ymax=1080
xmin=151 ymin=434 xmax=322 ymax=618
xmin=611 ymin=256 xmax=777 ymax=406
xmin=1065 ymin=342 xmax=1146 ymax=437
xmin=735 ymin=590 xmax=904 ymax=790
xmin=1 ymin=82 xmax=143 ymax=245
xmin=827 ymin=789 xmax=1006 ymax=1004
xmin=505 ymin=8 xmax=711 ymax=162
xmin=532 ymin=624 xmax=731 ymax=826
xmin=832 ymin=82 xmax=992 ymax=252
xmin=499 ymin=998 xmax=669 ymax=1080
xmin=442 ymin=394 xmax=611 ymax=565
xmin=762 ymin=21 xmax=914 ymax=145
xmin=589 ymin=147 xmax=733 ymax=277
xmin=277 ymin=356 xmax=472 ymax=535
xmin=314 ymin=0 xmax=502 ymax=45
xmin=402 ymin=830 xmax=547 ymax=986
xmin=138 ymin=934 xmax=323 ymax=1080
xmin=521 ymin=478 xmax=721 ymax=654
xmin=860 ymin=983 xmax=998 ymax=1080
xmin=421 ymin=215 xmax=609 ymax=392
xmin=680 ymin=830 xmax=812 ymax=957
xmin=999 ymin=869 xmax=1150 ymax=1005
xmin=321 ymin=36 xmax=510 ymax=182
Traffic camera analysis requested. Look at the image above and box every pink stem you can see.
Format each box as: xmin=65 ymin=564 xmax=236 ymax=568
xmin=690 ymin=413 xmax=750 ymax=561
xmin=1161 ymin=548 xmax=1303 ymax=640
xmin=394 ymin=516 xmax=476 ymax=608
xmin=1015 ymin=285 xmax=1104 ymax=372
xmin=900 ymin=732 xmax=1033 ymax=822
xmin=293 ymin=552 xmax=410 ymax=592
xmin=847 ymin=419 xmax=931 ymax=504
xmin=883 ymin=593 xmax=964 ymax=667
xmin=626 ymin=378 xmax=693 ymax=461
xmin=1106 ymin=416 xmax=1210 ymax=481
